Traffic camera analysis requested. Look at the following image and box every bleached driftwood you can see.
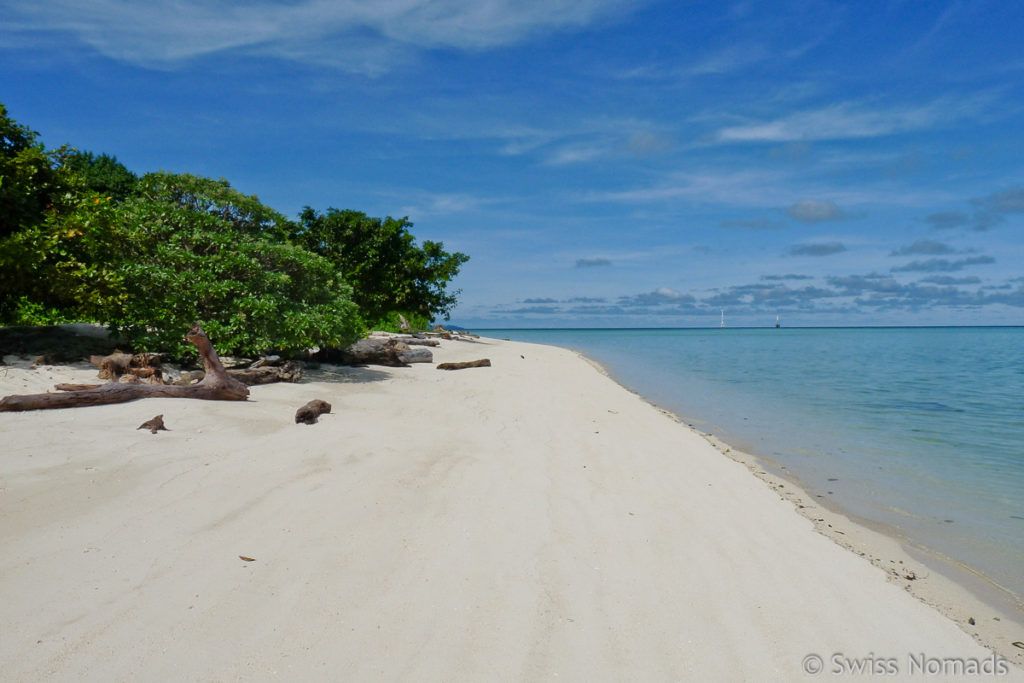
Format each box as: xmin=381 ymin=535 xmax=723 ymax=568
xmin=436 ymin=359 xmax=491 ymax=370
xmin=0 ymin=324 xmax=249 ymax=412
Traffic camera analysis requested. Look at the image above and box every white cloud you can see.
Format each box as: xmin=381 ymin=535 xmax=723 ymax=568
xmin=398 ymin=191 xmax=499 ymax=217
xmin=686 ymin=44 xmax=769 ymax=76
xmin=714 ymin=97 xmax=991 ymax=143
xmin=6 ymin=0 xmax=644 ymax=72
xmin=544 ymin=141 xmax=613 ymax=165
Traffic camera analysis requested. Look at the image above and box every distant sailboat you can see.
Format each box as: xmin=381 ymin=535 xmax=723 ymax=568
xmin=720 ymin=310 xmax=725 ymax=328
xmin=776 ymin=315 xmax=781 ymax=328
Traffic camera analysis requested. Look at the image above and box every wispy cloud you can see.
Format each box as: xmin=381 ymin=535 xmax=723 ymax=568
xmin=487 ymin=272 xmax=1024 ymax=321
xmin=6 ymin=0 xmax=646 ymax=72
xmin=618 ymin=287 xmax=694 ymax=307
xmin=576 ymin=258 xmax=612 ymax=268
xmin=762 ymin=274 xmax=813 ymax=281
xmin=544 ymin=140 xmax=615 ymax=166
xmin=589 ymin=170 xmax=792 ymax=206
xmin=789 ymin=242 xmax=847 ymax=256
xmin=585 ymin=167 xmax=951 ymax=210
xmin=890 ymin=255 xmax=995 ymax=273
xmin=398 ymin=191 xmax=500 ymax=217
xmin=925 ymin=211 xmax=971 ymax=230
xmin=686 ymin=44 xmax=769 ymax=76
xmin=713 ymin=97 xmax=992 ymax=144
xmin=786 ymin=199 xmax=844 ymax=222
xmin=718 ymin=218 xmax=784 ymax=230
xmin=972 ymin=186 xmax=1024 ymax=213
xmin=919 ymin=275 xmax=981 ymax=285
xmin=920 ymin=186 xmax=1023 ymax=232
xmin=889 ymin=240 xmax=956 ymax=256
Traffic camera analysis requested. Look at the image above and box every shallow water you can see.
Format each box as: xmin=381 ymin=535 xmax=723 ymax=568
xmin=482 ymin=327 xmax=1024 ymax=603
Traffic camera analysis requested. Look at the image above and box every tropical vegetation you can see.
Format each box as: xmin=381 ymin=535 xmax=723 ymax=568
xmin=0 ymin=102 xmax=468 ymax=359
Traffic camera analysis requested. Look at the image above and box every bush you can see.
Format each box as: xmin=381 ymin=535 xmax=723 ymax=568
xmin=2 ymin=173 xmax=364 ymax=359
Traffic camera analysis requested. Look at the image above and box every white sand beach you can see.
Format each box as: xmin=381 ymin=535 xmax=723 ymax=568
xmin=1 ymin=336 xmax=1021 ymax=681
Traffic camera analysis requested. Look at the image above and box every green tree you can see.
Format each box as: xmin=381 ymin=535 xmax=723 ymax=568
xmin=0 ymin=100 xmax=470 ymax=352
xmin=0 ymin=102 xmax=75 ymax=239
xmin=64 ymin=151 xmax=138 ymax=200
xmin=2 ymin=173 xmax=364 ymax=359
xmin=293 ymin=208 xmax=468 ymax=325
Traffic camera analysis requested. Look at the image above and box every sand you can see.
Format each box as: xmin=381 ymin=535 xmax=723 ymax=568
xmin=1 ymin=337 xmax=1021 ymax=681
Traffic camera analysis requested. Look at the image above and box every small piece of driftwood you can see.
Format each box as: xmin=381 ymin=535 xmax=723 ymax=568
xmin=436 ymin=359 xmax=491 ymax=370
xmin=295 ymin=399 xmax=332 ymax=425
xmin=138 ymin=414 xmax=169 ymax=434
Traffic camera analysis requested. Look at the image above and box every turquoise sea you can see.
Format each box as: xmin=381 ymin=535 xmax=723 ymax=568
xmin=481 ymin=327 xmax=1024 ymax=607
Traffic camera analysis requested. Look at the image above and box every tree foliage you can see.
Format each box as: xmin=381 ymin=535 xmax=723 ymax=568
xmin=0 ymin=103 xmax=75 ymax=240
xmin=64 ymin=150 xmax=138 ymax=200
xmin=0 ymin=101 xmax=469 ymax=356
xmin=293 ymin=208 xmax=469 ymax=325
xmin=8 ymin=174 xmax=362 ymax=358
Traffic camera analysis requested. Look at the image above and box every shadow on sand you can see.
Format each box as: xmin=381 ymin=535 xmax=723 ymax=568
xmin=301 ymin=364 xmax=394 ymax=385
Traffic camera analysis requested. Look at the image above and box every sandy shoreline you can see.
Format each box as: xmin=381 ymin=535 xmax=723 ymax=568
xmin=573 ymin=348 xmax=1024 ymax=660
xmin=1 ymin=336 xmax=1022 ymax=681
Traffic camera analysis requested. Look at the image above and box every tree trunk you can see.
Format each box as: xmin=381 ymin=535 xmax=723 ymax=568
xmin=0 ymin=324 xmax=249 ymax=412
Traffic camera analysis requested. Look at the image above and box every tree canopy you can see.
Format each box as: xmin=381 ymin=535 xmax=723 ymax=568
xmin=293 ymin=208 xmax=469 ymax=325
xmin=0 ymin=102 xmax=469 ymax=358
xmin=64 ymin=151 xmax=138 ymax=200
xmin=0 ymin=103 xmax=75 ymax=240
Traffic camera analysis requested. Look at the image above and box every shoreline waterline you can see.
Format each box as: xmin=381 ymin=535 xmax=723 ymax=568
xmin=483 ymin=330 xmax=1024 ymax=661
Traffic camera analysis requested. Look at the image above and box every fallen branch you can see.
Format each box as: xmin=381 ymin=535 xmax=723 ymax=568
xmin=0 ymin=324 xmax=249 ymax=412
xmin=436 ymin=359 xmax=491 ymax=370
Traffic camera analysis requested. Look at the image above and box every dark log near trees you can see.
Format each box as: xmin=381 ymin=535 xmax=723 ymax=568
xmin=295 ymin=399 xmax=331 ymax=425
xmin=176 ymin=361 xmax=304 ymax=386
xmin=0 ymin=324 xmax=249 ymax=412
xmin=398 ymin=347 xmax=433 ymax=364
xmin=313 ymin=337 xmax=435 ymax=367
xmin=436 ymin=359 xmax=491 ymax=370
xmin=228 ymin=361 xmax=303 ymax=385
xmin=320 ymin=338 xmax=407 ymax=366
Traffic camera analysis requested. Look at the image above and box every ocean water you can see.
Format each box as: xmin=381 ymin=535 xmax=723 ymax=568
xmin=482 ymin=327 xmax=1024 ymax=605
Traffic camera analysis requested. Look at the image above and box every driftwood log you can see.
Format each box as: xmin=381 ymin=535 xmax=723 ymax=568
xmin=228 ymin=361 xmax=304 ymax=385
xmin=90 ymin=352 xmax=164 ymax=383
xmin=404 ymin=338 xmax=440 ymax=347
xmin=0 ymin=324 xmax=249 ymax=412
xmin=318 ymin=338 xmax=432 ymax=367
xmin=175 ymin=361 xmax=304 ymax=386
xmin=295 ymin=399 xmax=332 ymax=425
xmin=436 ymin=359 xmax=491 ymax=370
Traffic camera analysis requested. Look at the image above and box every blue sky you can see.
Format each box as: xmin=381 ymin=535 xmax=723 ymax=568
xmin=2 ymin=0 xmax=1022 ymax=327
